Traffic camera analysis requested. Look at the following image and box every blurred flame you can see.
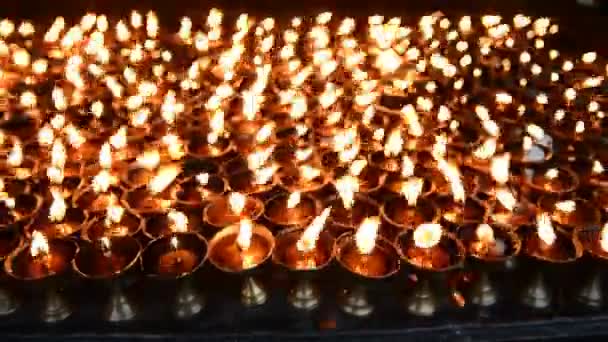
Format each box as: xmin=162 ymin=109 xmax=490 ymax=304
xmin=30 ymin=231 xmax=49 ymax=258
xmin=110 ymin=127 xmax=127 ymax=150
xmin=536 ymin=212 xmax=556 ymax=246
xmin=401 ymin=156 xmax=415 ymax=178
xmin=236 ymin=218 xmax=253 ymax=251
xmin=601 ymin=223 xmax=608 ymax=252
xmin=229 ymin=192 xmax=246 ymax=216
xmin=476 ymin=224 xmax=495 ymax=244
xmin=196 ymin=173 xmax=209 ymax=185
xmin=473 ymin=138 xmax=497 ymax=160
xmin=253 ymin=164 xmax=278 ymax=185
xmin=414 ymin=223 xmax=443 ymax=249
xmin=555 ymin=200 xmax=576 ymax=213
xmin=105 ymin=195 xmax=125 ymax=227
xmin=336 ymin=175 xmax=359 ymax=209
xmin=297 ymin=207 xmax=331 ymax=253
xmin=355 ymin=216 xmax=380 ymax=255
xmin=400 ymin=177 xmax=424 ymax=206
xmin=99 ymin=142 xmax=112 ymax=169
xmin=148 ymin=164 xmax=180 ymax=194
xmin=51 ymin=139 xmax=66 ymax=169
xmin=437 ymin=159 xmax=465 ymax=203
xmin=92 ymin=170 xmax=117 ymax=193
xmin=593 ymin=160 xmax=604 ymax=174
xmin=7 ymin=140 xmax=23 ymax=167
xmin=168 ymin=210 xmax=188 ymax=233
xmin=545 ymin=168 xmax=559 ymax=180
xmin=349 ymin=159 xmax=367 ymax=177
xmin=300 ymin=165 xmax=322 ymax=181
xmin=136 ymin=150 xmax=161 ymax=170
xmin=49 ymin=189 xmax=67 ymax=222
xmin=287 ymin=192 xmax=301 ymax=209
xmin=384 ymin=129 xmax=403 ymax=157
xmin=247 ymin=146 xmax=274 ymax=170
xmin=495 ymin=187 xmax=516 ymax=211
xmin=491 ymin=153 xmax=510 ymax=185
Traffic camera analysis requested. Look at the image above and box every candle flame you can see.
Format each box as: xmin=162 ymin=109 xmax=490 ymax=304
xmin=299 ymin=165 xmax=322 ymax=181
xmin=355 ymin=216 xmax=380 ymax=255
xmin=400 ymin=177 xmax=424 ymax=206
xmin=92 ymin=169 xmax=117 ymax=193
xmin=297 ymin=207 xmax=331 ymax=253
xmin=100 ymin=236 xmax=111 ymax=253
xmin=295 ymin=147 xmax=313 ymax=162
xmin=170 ymin=235 xmax=179 ymax=250
xmin=476 ymin=224 xmax=495 ymax=244
xmin=336 ymin=175 xmax=359 ymax=209
xmin=110 ymin=127 xmax=127 ymax=150
xmin=286 ymin=192 xmax=301 ymax=209
xmin=413 ymin=223 xmax=443 ymax=249
xmin=253 ymin=164 xmax=278 ymax=185
xmin=99 ymin=142 xmax=112 ymax=169
xmin=437 ymin=159 xmax=465 ymax=203
xmin=495 ymin=187 xmax=516 ymax=211
xmin=473 ymin=138 xmax=497 ymax=160
xmin=195 ymin=172 xmax=209 ymax=185
xmin=349 ymin=159 xmax=367 ymax=177
xmin=148 ymin=164 xmax=180 ymax=195
xmin=136 ymin=150 xmax=161 ymax=170
xmin=51 ymin=139 xmax=66 ymax=169
xmin=162 ymin=134 xmax=185 ymax=160
xmin=236 ymin=218 xmax=253 ymax=251
xmin=593 ymin=160 xmax=604 ymax=174
xmin=536 ymin=212 xmax=556 ymax=246
xmin=30 ymin=231 xmax=49 ymax=258
xmin=545 ymin=168 xmax=559 ymax=180
xmin=384 ymin=129 xmax=403 ymax=157
xmin=104 ymin=195 xmax=124 ymax=227
xmin=7 ymin=140 xmax=23 ymax=167
xmin=247 ymin=146 xmax=274 ymax=170
xmin=168 ymin=210 xmax=188 ymax=233
xmin=49 ymin=189 xmax=67 ymax=223
xmin=229 ymin=192 xmax=246 ymax=216
xmin=490 ymin=153 xmax=511 ymax=185
xmin=600 ymin=222 xmax=608 ymax=253
xmin=555 ymin=200 xmax=576 ymax=213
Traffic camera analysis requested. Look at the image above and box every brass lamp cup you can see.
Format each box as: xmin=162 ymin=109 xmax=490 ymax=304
xmin=4 ymin=238 xmax=78 ymax=281
xmin=202 ymin=195 xmax=264 ymax=230
xmin=0 ymin=230 xmax=23 ymax=315
xmin=536 ymin=196 xmax=601 ymax=233
xmin=275 ymin=164 xmax=332 ymax=194
xmin=521 ymin=225 xmax=583 ymax=264
xmin=458 ymin=223 xmax=522 ymax=266
xmin=335 ymin=233 xmax=401 ymax=281
xmin=522 ymin=166 xmax=580 ymax=195
xmin=122 ymin=185 xmax=178 ymax=216
xmin=326 ymin=194 xmax=380 ymax=232
xmin=380 ymin=196 xmax=440 ymax=231
xmin=207 ymin=223 xmax=275 ymax=274
xmin=81 ymin=212 xmax=144 ymax=242
xmin=272 ymin=227 xmax=335 ymax=273
xmin=72 ymin=185 xmax=126 ymax=216
xmin=141 ymin=232 xmax=208 ymax=279
xmin=434 ymin=195 xmax=490 ymax=227
xmin=26 ymin=206 xmax=89 ymax=239
xmin=72 ymin=236 xmax=142 ymax=280
xmin=263 ymin=193 xmax=320 ymax=229
xmin=142 ymin=212 xmax=203 ymax=240
xmin=174 ymin=174 xmax=229 ymax=209
xmin=0 ymin=193 xmax=43 ymax=231
xmin=395 ymin=230 xmax=466 ymax=274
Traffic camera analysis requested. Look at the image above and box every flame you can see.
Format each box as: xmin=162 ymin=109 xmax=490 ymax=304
xmin=287 ymin=192 xmax=301 ymax=209
xmin=555 ymin=200 xmax=576 ymax=213
xmin=228 ymin=192 xmax=246 ymax=216
xmin=92 ymin=170 xmax=117 ymax=193
xmin=168 ymin=210 xmax=188 ymax=233
xmin=7 ymin=140 xmax=23 ymax=167
xmin=495 ymin=187 xmax=516 ymax=211
xmin=413 ymin=223 xmax=443 ymax=249
xmin=473 ymin=138 xmax=497 ymax=160
xmin=349 ymin=159 xmax=367 ymax=177
xmin=437 ymin=159 xmax=465 ymax=203
xmin=536 ymin=212 xmax=556 ymax=246
xmin=545 ymin=168 xmax=559 ymax=180
xmin=38 ymin=125 xmax=54 ymax=146
xmin=401 ymin=105 xmax=424 ymax=137
xmin=401 ymin=156 xmax=415 ymax=178
xmin=136 ymin=150 xmax=161 ymax=170
xmin=600 ymin=223 xmax=608 ymax=252
xmin=384 ymin=129 xmax=403 ymax=157
xmin=593 ymin=160 xmax=604 ymax=174
xmin=148 ymin=164 xmax=181 ymax=195
xmin=100 ymin=236 xmax=111 ymax=254
xmin=299 ymin=165 xmax=322 ymax=181
xmin=196 ymin=173 xmax=209 ymax=185
xmin=104 ymin=195 xmax=125 ymax=227
xmin=30 ymin=231 xmax=49 ymax=258
xmin=339 ymin=141 xmax=360 ymax=163
xmin=400 ymin=177 xmax=424 ymax=206
xmin=110 ymin=127 xmax=127 ymax=150
xmin=255 ymin=123 xmax=275 ymax=144
xmin=99 ymin=142 xmax=112 ymax=169
xmin=253 ymin=164 xmax=278 ymax=185
xmin=490 ymin=153 xmax=511 ymax=185
xmin=49 ymin=189 xmax=67 ymax=222
xmin=51 ymin=139 xmax=66 ymax=169
xmin=247 ymin=146 xmax=274 ymax=170
xmin=355 ymin=216 xmax=380 ymax=255
xmin=65 ymin=125 xmax=86 ymax=148
xmin=476 ymin=224 xmax=495 ymax=245
xmin=170 ymin=235 xmax=179 ymax=250
xmin=236 ymin=218 xmax=253 ymax=251
xmin=297 ymin=207 xmax=331 ymax=253
xmin=162 ymin=134 xmax=185 ymax=160
xmin=335 ymin=175 xmax=359 ymax=209
xmin=295 ymin=147 xmax=313 ymax=162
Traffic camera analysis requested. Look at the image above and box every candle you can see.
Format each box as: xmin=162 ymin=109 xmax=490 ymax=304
xmin=208 ymin=220 xmax=274 ymax=273
xmin=264 ymin=192 xmax=319 ymax=227
xmin=396 ymin=223 xmax=465 ymax=272
xmin=336 ymin=217 xmax=400 ymax=278
xmin=4 ymin=231 xmax=77 ymax=280
xmin=73 ymin=236 xmax=141 ymax=279
xmin=142 ymin=232 xmax=208 ymax=278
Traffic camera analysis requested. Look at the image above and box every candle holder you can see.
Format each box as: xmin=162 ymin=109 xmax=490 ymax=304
xmin=272 ymin=227 xmax=335 ymax=310
xmin=335 ymin=233 xmax=400 ymax=317
xmin=38 ymin=160 xmax=84 ymax=199
xmin=573 ymin=227 xmax=608 ymax=308
xmin=208 ymin=223 xmax=275 ymax=306
xmin=175 ymin=174 xmax=228 ymax=209
xmin=4 ymin=236 xmax=78 ymax=322
xmin=263 ymin=193 xmax=320 ymax=229
xmin=522 ymin=166 xmax=579 ymax=195
xmin=396 ymin=228 xmax=466 ymax=316
xmin=489 ymin=195 xmax=537 ymax=230
xmin=276 ymin=163 xmax=331 ymax=194
xmin=123 ymin=185 xmax=178 ymax=215
xmin=326 ymin=194 xmax=379 ymax=235
xmin=72 ymin=185 xmax=126 ymax=217
xmin=381 ymin=196 xmax=439 ymax=230
xmin=230 ymin=119 xmax=277 ymax=154
xmin=435 ymin=195 xmax=489 ymax=228
xmin=81 ymin=212 xmax=144 ymax=242
xmin=142 ymin=232 xmax=208 ymax=318
xmin=0 ymin=229 xmax=22 ymax=315
xmin=459 ymin=223 xmax=521 ymax=307
xmin=142 ymin=212 xmax=202 ymax=240
xmin=0 ymin=192 xmax=42 ymax=230
xmin=537 ymin=196 xmax=601 ymax=233
xmin=520 ymin=225 xmax=583 ymax=310
xmin=26 ymin=206 xmax=88 ymax=239
xmin=203 ymin=195 xmax=264 ymax=230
